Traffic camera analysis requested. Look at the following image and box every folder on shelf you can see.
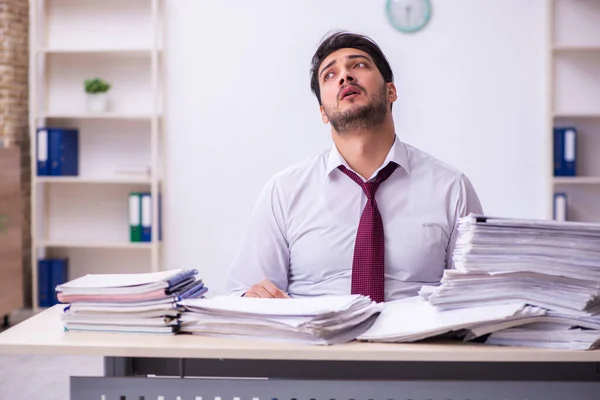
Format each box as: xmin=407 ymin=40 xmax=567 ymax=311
xmin=37 ymin=259 xmax=52 ymax=308
xmin=47 ymin=128 xmax=79 ymax=176
xmin=129 ymin=192 xmax=142 ymax=242
xmin=553 ymin=126 xmax=577 ymax=177
xmin=141 ymin=192 xmax=152 ymax=242
xmin=553 ymin=192 xmax=568 ymax=222
xmin=50 ymin=258 xmax=69 ymax=306
xmin=38 ymin=257 xmax=70 ymax=307
xmin=36 ymin=128 xmax=49 ymax=176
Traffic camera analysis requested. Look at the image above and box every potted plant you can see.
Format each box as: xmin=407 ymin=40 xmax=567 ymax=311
xmin=84 ymin=78 xmax=111 ymax=112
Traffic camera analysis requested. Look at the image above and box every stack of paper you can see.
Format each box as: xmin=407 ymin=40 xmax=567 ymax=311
xmin=178 ymin=295 xmax=380 ymax=345
xmin=426 ymin=214 xmax=600 ymax=349
xmin=357 ymin=296 xmax=545 ymax=342
xmin=485 ymin=326 xmax=600 ymax=350
xmin=56 ymin=267 xmax=207 ymax=334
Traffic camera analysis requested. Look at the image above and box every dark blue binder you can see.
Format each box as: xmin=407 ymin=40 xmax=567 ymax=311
xmin=50 ymin=258 xmax=69 ymax=306
xmin=553 ymin=127 xmax=577 ymax=176
xmin=49 ymin=128 xmax=79 ymax=176
xmin=37 ymin=259 xmax=52 ymax=308
xmin=36 ymin=128 xmax=50 ymax=176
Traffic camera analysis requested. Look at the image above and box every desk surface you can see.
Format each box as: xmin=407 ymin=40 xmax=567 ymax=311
xmin=0 ymin=306 xmax=599 ymax=362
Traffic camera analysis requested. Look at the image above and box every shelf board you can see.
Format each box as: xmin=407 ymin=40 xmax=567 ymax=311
xmin=35 ymin=177 xmax=152 ymax=184
xmin=37 ymin=48 xmax=157 ymax=56
xmin=554 ymin=113 xmax=600 ymax=119
xmin=553 ymin=45 xmax=600 ymax=53
xmin=553 ymin=177 xmax=600 ymax=185
xmin=40 ymin=241 xmax=155 ymax=250
xmin=42 ymin=113 xmax=158 ymax=120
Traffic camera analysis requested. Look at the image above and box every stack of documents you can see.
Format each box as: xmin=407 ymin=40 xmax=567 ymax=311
xmin=357 ymin=296 xmax=545 ymax=342
xmin=178 ymin=294 xmax=380 ymax=345
xmin=485 ymin=326 xmax=600 ymax=350
xmin=429 ymin=214 xmax=600 ymax=314
xmin=56 ymin=268 xmax=207 ymax=334
xmin=426 ymin=214 xmax=600 ymax=349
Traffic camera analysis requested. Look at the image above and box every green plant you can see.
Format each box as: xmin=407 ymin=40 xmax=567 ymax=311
xmin=84 ymin=78 xmax=111 ymax=94
xmin=0 ymin=214 xmax=7 ymax=235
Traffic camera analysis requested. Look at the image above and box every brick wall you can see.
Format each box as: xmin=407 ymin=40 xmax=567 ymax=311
xmin=0 ymin=0 xmax=31 ymax=308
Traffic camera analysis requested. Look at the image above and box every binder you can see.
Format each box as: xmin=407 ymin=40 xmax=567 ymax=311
xmin=49 ymin=128 xmax=79 ymax=176
xmin=50 ymin=258 xmax=69 ymax=306
xmin=141 ymin=192 xmax=152 ymax=242
xmin=158 ymin=193 xmax=163 ymax=241
xmin=36 ymin=128 xmax=49 ymax=176
xmin=129 ymin=192 xmax=142 ymax=242
xmin=553 ymin=193 xmax=567 ymax=222
xmin=553 ymin=127 xmax=577 ymax=176
xmin=37 ymin=259 xmax=52 ymax=308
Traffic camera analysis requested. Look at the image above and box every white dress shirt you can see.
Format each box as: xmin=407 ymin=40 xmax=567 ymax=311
xmin=225 ymin=135 xmax=483 ymax=301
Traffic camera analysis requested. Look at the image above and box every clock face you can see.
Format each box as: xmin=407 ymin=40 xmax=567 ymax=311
xmin=386 ymin=0 xmax=432 ymax=33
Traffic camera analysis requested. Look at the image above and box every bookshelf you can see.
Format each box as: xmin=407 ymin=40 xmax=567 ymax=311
xmin=29 ymin=0 xmax=165 ymax=312
xmin=548 ymin=0 xmax=600 ymax=223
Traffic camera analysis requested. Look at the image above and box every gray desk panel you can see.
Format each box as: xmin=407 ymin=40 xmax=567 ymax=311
xmin=71 ymin=376 xmax=600 ymax=400
xmin=108 ymin=357 xmax=600 ymax=382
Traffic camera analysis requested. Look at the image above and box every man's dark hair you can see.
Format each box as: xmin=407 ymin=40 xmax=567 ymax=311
xmin=310 ymin=30 xmax=394 ymax=107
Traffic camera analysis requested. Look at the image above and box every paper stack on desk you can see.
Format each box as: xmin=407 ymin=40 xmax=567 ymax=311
xmin=426 ymin=214 xmax=600 ymax=350
xmin=56 ymin=267 xmax=207 ymax=334
xmin=178 ymin=294 xmax=381 ymax=345
xmin=357 ymin=296 xmax=545 ymax=343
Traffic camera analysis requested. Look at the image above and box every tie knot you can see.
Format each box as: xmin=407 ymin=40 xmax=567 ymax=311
xmin=362 ymin=181 xmax=379 ymax=200
xmin=338 ymin=162 xmax=398 ymax=200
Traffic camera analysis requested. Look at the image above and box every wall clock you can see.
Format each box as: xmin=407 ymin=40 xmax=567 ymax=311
xmin=386 ymin=0 xmax=432 ymax=33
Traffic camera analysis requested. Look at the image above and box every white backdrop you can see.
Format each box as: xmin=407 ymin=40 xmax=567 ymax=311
xmin=163 ymin=0 xmax=548 ymax=294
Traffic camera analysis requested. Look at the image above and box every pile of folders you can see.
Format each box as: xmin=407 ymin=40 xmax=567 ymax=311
xmin=56 ymin=268 xmax=207 ymax=334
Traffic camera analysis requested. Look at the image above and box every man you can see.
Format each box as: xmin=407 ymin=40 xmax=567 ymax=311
xmin=225 ymin=30 xmax=483 ymax=301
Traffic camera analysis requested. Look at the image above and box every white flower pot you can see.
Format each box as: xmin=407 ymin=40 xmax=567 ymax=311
xmin=87 ymin=93 xmax=109 ymax=113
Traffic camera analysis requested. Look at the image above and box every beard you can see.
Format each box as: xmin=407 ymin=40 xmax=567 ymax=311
xmin=323 ymin=84 xmax=388 ymax=134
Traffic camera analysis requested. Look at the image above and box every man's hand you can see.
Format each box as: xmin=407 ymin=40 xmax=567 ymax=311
xmin=243 ymin=279 xmax=289 ymax=298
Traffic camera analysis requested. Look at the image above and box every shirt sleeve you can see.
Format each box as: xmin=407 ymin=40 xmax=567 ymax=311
xmin=446 ymin=174 xmax=483 ymax=269
xmin=224 ymin=176 xmax=290 ymax=296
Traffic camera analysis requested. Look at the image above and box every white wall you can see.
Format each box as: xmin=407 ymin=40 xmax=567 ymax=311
xmin=163 ymin=0 xmax=548 ymax=294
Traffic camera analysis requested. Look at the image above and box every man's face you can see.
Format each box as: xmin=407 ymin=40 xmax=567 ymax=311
xmin=318 ymin=48 xmax=397 ymax=133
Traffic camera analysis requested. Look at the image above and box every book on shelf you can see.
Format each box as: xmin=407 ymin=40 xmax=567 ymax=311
xmin=36 ymin=127 xmax=79 ymax=176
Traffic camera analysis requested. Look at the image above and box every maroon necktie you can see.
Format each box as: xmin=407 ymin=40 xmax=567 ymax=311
xmin=338 ymin=162 xmax=398 ymax=303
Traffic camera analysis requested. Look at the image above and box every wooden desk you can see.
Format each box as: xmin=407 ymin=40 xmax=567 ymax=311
xmin=1 ymin=306 xmax=600 ymax=400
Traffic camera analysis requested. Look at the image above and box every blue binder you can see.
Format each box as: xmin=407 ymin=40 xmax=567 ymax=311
xmin=36 ymin=128 xmax=50 ymax=176
xmin=50 ymin=258 xmax=69 ymax=306
xmin=49 ymin=128 xmax=79 ymax=176
xmin=37 ymin=259 xmax=52 ymax=308
xmin=553 ymin=127 xmax=577 ymax=176
xmin=141 ymin=192 xmax=152 ymax=242
xmin=140 ymin=193 xmax=163 ymax=242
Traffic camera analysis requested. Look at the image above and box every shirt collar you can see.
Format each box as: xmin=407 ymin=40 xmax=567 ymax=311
xmin=325 ymin=134 xmax=411 ymax=180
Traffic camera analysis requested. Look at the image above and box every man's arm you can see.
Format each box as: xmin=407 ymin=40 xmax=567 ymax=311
xmin=446 ymin=174 xmax=483 ymax=269
xmin=225 ymin=176 xmax=290 ymax=296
